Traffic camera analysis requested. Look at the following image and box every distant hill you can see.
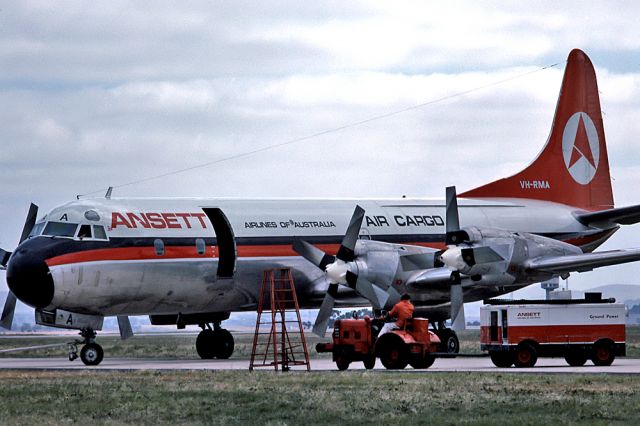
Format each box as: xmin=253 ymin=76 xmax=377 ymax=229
xmin=586 ymin=284 xmax=640 ymax=306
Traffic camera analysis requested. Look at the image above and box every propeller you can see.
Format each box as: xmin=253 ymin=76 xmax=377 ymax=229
xmin=442 ymin=187 xmax=466 ymax=331
xmin=293 ymin=205 xmax=394 ymax=336
xmin=1 ymin=203 xmax=39 ymax=330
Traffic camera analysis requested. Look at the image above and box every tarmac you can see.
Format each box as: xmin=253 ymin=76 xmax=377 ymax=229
xmin=1 ymin=356 xmax=639 ymax=373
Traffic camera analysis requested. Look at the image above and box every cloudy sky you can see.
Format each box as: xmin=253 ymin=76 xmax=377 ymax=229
xmin=2 ymin=1 xmax=640 ymax=313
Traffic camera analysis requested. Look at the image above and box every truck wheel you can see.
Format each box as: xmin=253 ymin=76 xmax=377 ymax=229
xmin=336 ymin=357 xmax=350 ymax=371
xmin=490 ymin=351 xmax=513 ymax=368
xmin=565 ymin=351 xmax=587 ymax=367
xmin=363 ymin=356 xmax=376 ymax=370
xmin=376 ymin=334 xmax=408 ymax=370
xmin=591 ymin=342 xmax=615 ymax=366
xmin=410 ymin=355 xmax=435 ymax=369
xmin=513 ymin=343 xmax=537 ymax=368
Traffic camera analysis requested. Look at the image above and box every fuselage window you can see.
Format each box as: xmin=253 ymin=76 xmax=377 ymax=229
xmin=93 ymin=225 xmax=108 ymax=240
xmin=43 ymin=222 xmax=78 ymax=237
xmin=195 ymin=238 xmax=206 ymax=255
xmin=77 ymin=224 xmax=92 ymax=239
xmin=154 ymin=239 xmax=165 ymax=256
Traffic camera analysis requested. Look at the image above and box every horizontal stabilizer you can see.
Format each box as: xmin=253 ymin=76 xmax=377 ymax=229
xmin=526 ymin=248 xmax=640 ymax=275
xmin=576 ymin=204 xmax=640 ymax=225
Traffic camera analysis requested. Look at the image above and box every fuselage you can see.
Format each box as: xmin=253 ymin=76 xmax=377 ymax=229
xmin=6 ymin=196 xmax=617 ymax=318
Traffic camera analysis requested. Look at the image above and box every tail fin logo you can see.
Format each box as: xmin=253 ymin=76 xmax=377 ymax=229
xmin=562 ymin=112 xmax=600 ymax=185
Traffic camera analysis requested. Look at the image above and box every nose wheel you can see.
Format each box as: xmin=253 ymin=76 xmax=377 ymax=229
xmin=68 ymin=328 xmax=104 ymax=366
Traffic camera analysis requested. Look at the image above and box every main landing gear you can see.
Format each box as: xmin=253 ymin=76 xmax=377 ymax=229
xmin=68 ymin=328 xmax=104 ymax=366
xmin=196 ymin=322 xmax=235 ymax=359
xmin=433 ymin=321 xmax=460 ymax=354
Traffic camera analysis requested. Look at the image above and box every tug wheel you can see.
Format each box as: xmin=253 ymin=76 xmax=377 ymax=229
xmin=376 ymin=334 xmax=408 ymax=370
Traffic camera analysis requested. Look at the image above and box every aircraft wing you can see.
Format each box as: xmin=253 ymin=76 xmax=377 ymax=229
xmin=525 ymin=248 xmax=640 ymax=275
xmin=576 ymin=204 xmax=640 ymax=225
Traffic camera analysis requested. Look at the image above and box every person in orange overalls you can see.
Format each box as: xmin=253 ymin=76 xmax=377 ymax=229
xmin=378 ymin=294 xmax=414 ymax=336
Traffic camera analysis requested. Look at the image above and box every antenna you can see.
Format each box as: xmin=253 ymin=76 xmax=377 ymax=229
xmin=105 ymin=187 xmax=113 ymax=199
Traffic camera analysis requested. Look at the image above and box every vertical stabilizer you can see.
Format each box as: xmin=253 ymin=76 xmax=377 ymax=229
xmin=460 ymin=49 xmax=614 ymax=211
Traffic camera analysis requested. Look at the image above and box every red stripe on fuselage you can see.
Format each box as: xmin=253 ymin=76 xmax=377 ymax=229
xmin=44 ymin=241 xmax=448 ymax=267
xmin=46 ymin=246 xmax=217 ymax=267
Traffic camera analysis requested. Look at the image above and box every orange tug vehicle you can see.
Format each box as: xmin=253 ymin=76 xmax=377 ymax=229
xmin=316 ymin=316 xmax=441 ymax=370
xmin=480 ymin=293 xmax=626 ymax=368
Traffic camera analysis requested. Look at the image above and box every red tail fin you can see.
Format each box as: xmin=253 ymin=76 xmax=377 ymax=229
xmin=460 ymin=49 xmax=614 ymax=211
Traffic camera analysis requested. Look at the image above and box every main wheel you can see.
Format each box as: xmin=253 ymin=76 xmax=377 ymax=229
xmin=80 ymin=342 xmax=104 ymax=366
xmin=513 ymin=343 xmax=537 ymax=368
xmin=591 ymin=342 xmax=615 ymax=366
xmin=376 ymin=334 xmax=408 ymax=370
xmin=410 ymin=355 xmax=435 ymax=369
xmin=437 ymin=329 xmax=460 ymax=354
xmin=196 ymin=329 xmax=216 ymax=359
xmin=213 ymin=329 xmax=234 ymax=359
xmin=490 ymin=351 xmax=514 ymax=368
xmin=565 ymin=350 xmax=588 ymax=367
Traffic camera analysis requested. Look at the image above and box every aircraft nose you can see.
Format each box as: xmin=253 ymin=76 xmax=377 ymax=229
xmin=6 ymin=241 xmax=54 ymax=309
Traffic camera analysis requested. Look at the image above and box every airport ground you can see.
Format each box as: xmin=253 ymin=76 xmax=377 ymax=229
xmin=0 ymin=329 xmax=639 ymax=424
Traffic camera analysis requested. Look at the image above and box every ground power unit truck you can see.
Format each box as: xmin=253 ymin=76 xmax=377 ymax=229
xmin=480 ymin=294 xmax=626 ymax=368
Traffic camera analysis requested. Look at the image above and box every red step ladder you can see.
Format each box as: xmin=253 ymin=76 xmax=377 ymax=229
xmin=249 ymin=268 xmax=311 ymax=371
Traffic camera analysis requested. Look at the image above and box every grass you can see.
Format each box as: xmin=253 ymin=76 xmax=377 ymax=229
xmin=0 ymin=370 xmax=638 ymax=425
xmin=1 ymin=329 xmax=639 ymax=424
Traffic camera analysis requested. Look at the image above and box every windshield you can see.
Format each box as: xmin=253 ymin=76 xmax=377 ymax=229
xmin=29 ymin=221 xmax=46 ymax=238
xmin=43 ymin=222 xmax=78 ymax=237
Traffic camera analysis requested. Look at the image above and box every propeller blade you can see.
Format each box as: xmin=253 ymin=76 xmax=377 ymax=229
xmin=336 ymin=205 xmax=365 ymax=262
xmin=0 ymin=292 xmax=17 ymax=330
xmin=385 ymin=285 xmax=402 ymax=308
xmin=18 ymin=203 xmax=38 ymax=244
xmin=445 ymin=187 xmax=468 ymax=245
xmin=445 ymin=186 xmax=460 ymax=234
xmin=347 ymin=273 xmax=389 ymax=309
xmin=117 ymin=316 xmax=134 ymax=340
xmin=312 ymin=284 xmax=338 ymax=337
xmin=450 ymin=283 xmax=466 ymax=331
xmin=292 ymin=238 xmax=335 ymax=270
xmin=0 ymin=249 xmax=11 ymax=268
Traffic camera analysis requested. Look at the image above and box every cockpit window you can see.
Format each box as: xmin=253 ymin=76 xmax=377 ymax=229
xmin=43 ymin=222 xmax=78 ymax=237
xmin=29 ymin=221 xmax=46 ymax=238
xmin=77 ymin=224 xmax=92 ymax=239
xmin=93 ymin=225 xmax=107 ymax=240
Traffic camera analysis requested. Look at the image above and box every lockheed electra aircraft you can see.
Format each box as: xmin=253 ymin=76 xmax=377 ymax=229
xmin=3 ymin=49 xmax=640 ymax=365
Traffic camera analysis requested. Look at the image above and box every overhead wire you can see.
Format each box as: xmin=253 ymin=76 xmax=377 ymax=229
xmin=78 ymin=61 xmax=562 ymax=198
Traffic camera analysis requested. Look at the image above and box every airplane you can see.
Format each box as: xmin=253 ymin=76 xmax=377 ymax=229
xmin=2 ymin=48 xmax=640 ymax=365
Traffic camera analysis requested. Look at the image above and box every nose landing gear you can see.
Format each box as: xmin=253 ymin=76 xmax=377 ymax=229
xmin=68 ymin=328 xmax=104 ymax=366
